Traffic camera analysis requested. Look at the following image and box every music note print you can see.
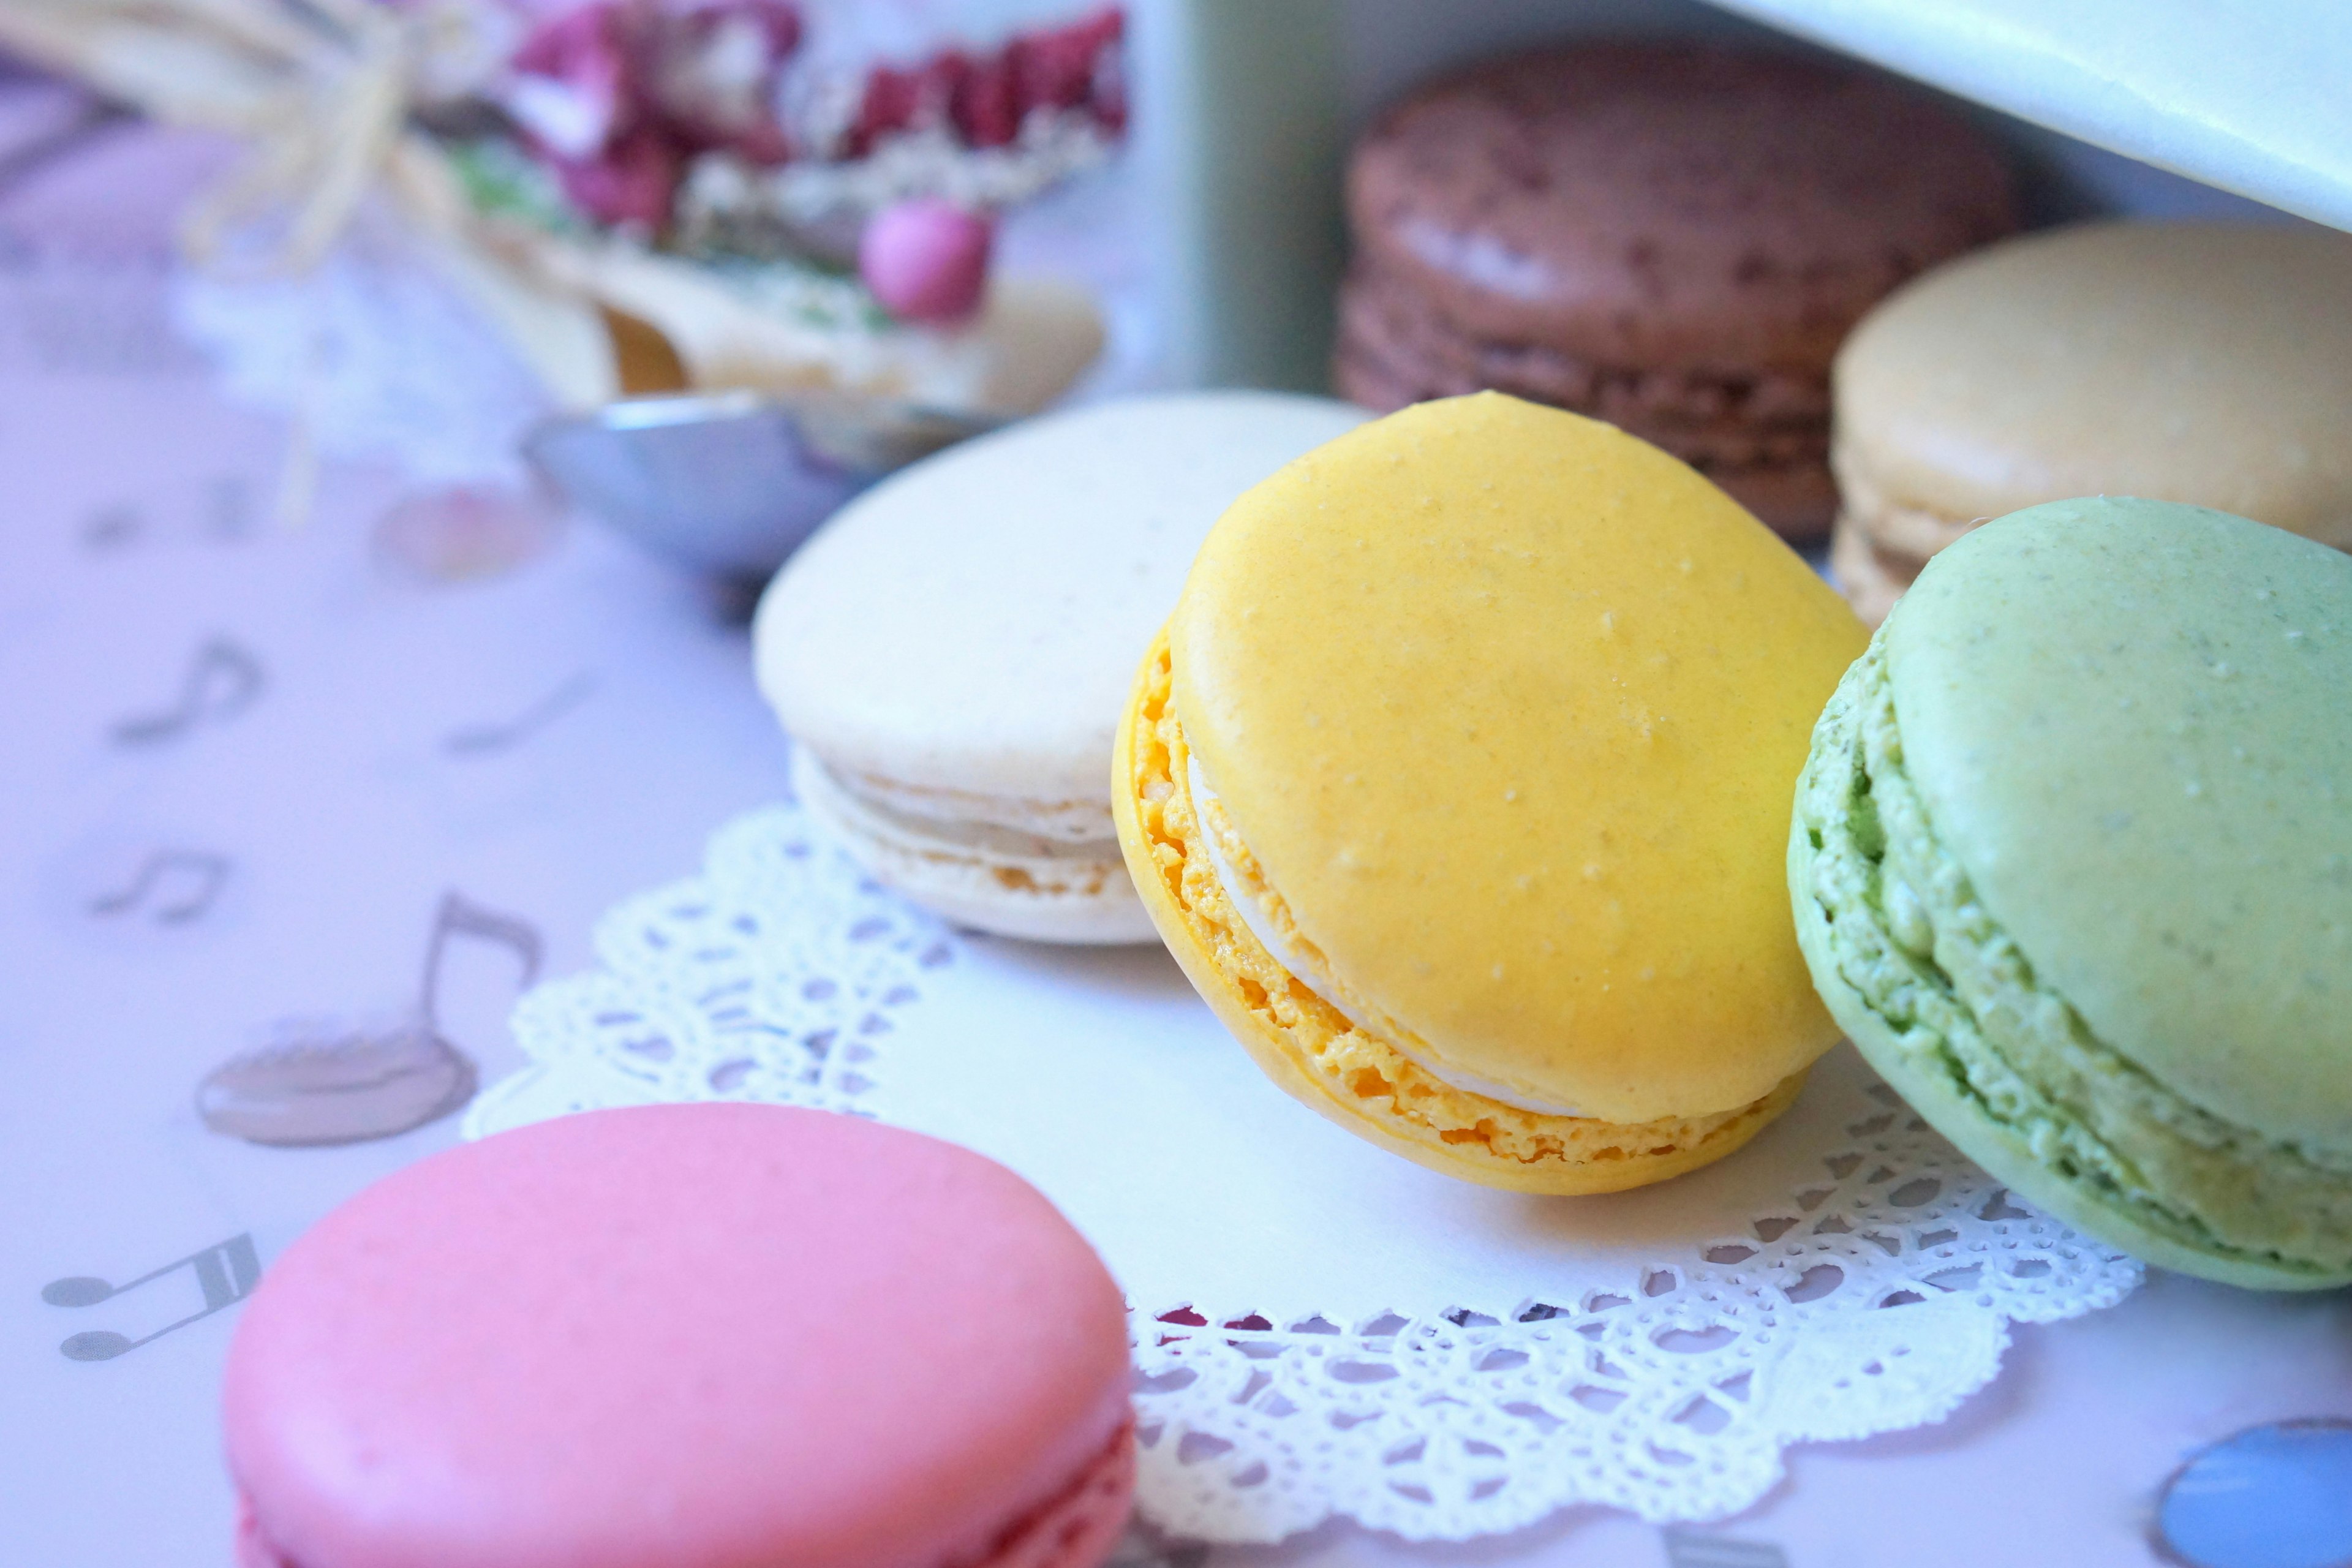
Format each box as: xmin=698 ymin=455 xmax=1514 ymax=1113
xmin=110 ymin=636 xmax=266 ymax=747
xmin=87 ymin=849 xmax=230 ymax=925
xmin=77 ymin=477 xmax=258 ymax=554
xmin=1664 ymin=1529 xmax=1790 ymax=1568
xmin=198 ymin=892 xmax=542 ymax=1147
xmin=42 ymin=1234 xmax=262 ymax=1362
xmin=78 ymin=502 xmax=143 ymax=552
xmin=442 ymin=672 xmax=596 ymax=758
xmin=205 ymin=474 xmax=256 ymax=540
xmin=422 ymin=891 xmax=544 ymax=1005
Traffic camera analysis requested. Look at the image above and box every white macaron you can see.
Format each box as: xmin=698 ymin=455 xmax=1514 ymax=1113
xmin=753 ymin=391 xmax=1370 ymax=942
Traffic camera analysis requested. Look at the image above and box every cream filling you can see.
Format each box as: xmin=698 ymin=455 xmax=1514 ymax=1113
xmin=802 ymin=752 xmax=1124 ymax=868
xmin=1185 ymin=756 xmax=1588 ymax=1119
xmin=831 ymin=765 xmax=1115 ymax=844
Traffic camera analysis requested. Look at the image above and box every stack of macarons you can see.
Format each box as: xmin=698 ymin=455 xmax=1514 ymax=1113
xmin=1335 ymin=42 xmax=2017 ymax=541
xmin=219 ymin=489 xmax=2350 ymax=1568
xmin=747 ymin=377 xmax=2352 ymax=1285
xmin=1828 ymin=221 xmax=2352 ymax=623
xmin=224 ymin=403 xmax=2352 ymax=1567
xmin=1087 ymin=390 xmax=2352 ymax=1282
xmin=209 ymin=74 xmax=2352 ymax=1564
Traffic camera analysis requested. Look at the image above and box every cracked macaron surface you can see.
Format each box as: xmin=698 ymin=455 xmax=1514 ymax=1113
xmin=1115 ymin=392 xmax=1866 ymax=1192
xmin=1792 ymin=497 xmax=2352 ymax=1287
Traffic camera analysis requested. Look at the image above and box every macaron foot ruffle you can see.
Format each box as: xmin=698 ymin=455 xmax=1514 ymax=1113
xmin=793 ymin=747 xmax=1156 ymax=944
xmin=1790 ymin=640 xmax=2352 ymax=1288
xmin=1117 ymin=635 xmax=1806 ymax=1196
xmin=233 ymin=1492 xmax=293 ymax=1568
xmin=978 ymin=1417 xmax=1137 ymax=1568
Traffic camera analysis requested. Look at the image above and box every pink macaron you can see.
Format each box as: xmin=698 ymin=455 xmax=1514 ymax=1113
xmin=223 ymin=1104 xmax=1136 ymax=1568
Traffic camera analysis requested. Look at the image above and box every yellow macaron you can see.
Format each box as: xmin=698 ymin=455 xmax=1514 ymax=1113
xmin=1115 ymin=393 xmax=1868 ymax=1193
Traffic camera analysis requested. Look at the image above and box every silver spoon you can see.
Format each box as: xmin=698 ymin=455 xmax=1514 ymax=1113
xmin=524 ymin=390 xmax=1001 ymax=586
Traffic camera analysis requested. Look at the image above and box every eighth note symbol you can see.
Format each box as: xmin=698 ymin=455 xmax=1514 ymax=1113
xmin=43 ymin=1234 xmax=261 ymax=1362
xmin=111 ymin=636 xmax=266 ymax=747
xmin=1662 ymin=1529 xmax=1790 ymax=1568
xmin=88 ymin=849 xmax=231 ymax=925
xmin=197 ymin=892 xmax=543 ymax=1147
xmin=79 ymin=502 xmax=143 ymax=552
xmin=442 ymin=671 xmax=597 ymax=758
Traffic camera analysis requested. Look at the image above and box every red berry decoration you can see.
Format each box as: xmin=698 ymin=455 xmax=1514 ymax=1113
xmin=844 ymin=6 xmax=1125 ymax=157
xmin=859 ymin=200 xmax=993 ymax=324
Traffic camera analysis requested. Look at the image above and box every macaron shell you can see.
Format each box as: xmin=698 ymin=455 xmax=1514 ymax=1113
xmin=1346 ymin=44 xmax=2015 ymax=371
xmin=1833 ymin=222 xmax=2352 ymax=543
xmin=1884 ymin=499 xmax=2352 ymax=1159
xmin=1169 ymin=393 xmax=1864 ymax=1123
xmin=1332 ymin=273 xmax=1847 ymax=539
xmin=754 ymin=393 xmax=1370 ymax=810
xmin=224 ymin=1104 xmax=1133 ymax=1568
xmin=1116 ymin=633 xmax=1807 ymax=1193
xmin=1787 ymin=813 xmax=2328 ymax=1291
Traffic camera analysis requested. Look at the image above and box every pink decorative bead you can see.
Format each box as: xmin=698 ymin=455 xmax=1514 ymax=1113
xmin=859 ymin=200 xmax=993 ymax=324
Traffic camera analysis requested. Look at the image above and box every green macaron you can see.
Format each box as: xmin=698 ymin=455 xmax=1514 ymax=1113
xmin=1790 ymin=496 xmax=2352 ymax=1289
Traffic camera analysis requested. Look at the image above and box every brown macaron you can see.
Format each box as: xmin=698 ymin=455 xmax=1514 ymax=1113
xmin=1335 ymin=42 xmax=2017 ymax=540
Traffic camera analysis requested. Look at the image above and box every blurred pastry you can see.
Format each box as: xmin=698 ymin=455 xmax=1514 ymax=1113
xmin=1115 ymin=393 xmax=1868 ymax=1192
xmin=1830 ymin=221 xmax=2352 ymax=622
xmin=1792 ymin=497 xmax=2352 ymax=1287
xmin=1335 ymin=42 xmax=2016 ymax=541
xmin=521 ymin=236 xmax=1105 ymax=415
xmin=755 ymin=391 xmax=1368 ymax=943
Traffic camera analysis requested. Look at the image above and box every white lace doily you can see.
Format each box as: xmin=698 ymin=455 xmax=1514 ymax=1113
xmin=465 ymin=802 xmax=2141 ymax=1544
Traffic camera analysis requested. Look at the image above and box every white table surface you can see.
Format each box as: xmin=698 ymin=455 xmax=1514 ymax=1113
xmin=1 ymin=113 xmax=2347 ymax=1568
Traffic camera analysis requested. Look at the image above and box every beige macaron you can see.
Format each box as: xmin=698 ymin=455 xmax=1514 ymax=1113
xmin=753 ymin=391 xmax=1369 ymax=943
xmin=1830 ymin=221 xmax=2352 ymax=620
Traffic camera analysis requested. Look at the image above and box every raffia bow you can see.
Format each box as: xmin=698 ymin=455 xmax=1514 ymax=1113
xmin=0 ymin=0 xmax=508 ymax=270
xmin=0 ymin=0 xmax=1106 ymax=437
